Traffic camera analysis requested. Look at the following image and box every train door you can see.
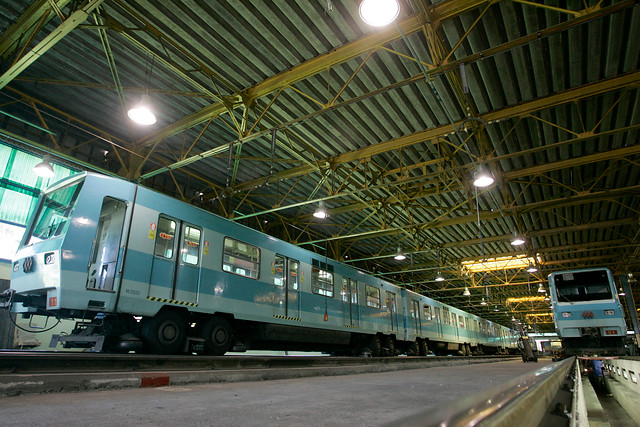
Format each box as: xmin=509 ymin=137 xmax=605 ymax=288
xmin=411 ymin=300 xmax=421 ymax=335
xmin=274 ymin=255 xmax=300 ymax=319
xmin=341 ymin=278 xmax=359 ymax=327
xmin=173 ymin=224 xmax=201 ymax=303
xmin=148 ymin=216 xmax=199 ymax=304
xmin=87 ymin=197 xmax=127 ymax=292
xmin=434 ymin=307 xmax=443 ymax=337
xmin=386 ymin=291 xmax=398 ymax=332
xmin=453 ymin=313 xmax=459 ymax=340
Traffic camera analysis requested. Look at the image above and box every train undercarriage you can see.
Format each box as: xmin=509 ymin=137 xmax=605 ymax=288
xmin=19 ymin=306 xmax=511 ymax=357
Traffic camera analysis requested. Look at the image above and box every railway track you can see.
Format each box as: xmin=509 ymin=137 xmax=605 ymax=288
xmin=0 ymin=352 xmax=515 ymax=395
xmin=2 ymin=352 xmax=637 ymax=426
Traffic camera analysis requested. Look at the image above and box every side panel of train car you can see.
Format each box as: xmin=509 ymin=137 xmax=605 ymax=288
xmin=549 ymin=268 xmax=627 ymax=356
xmin=8 ymin=173 xmax=517 ymax=355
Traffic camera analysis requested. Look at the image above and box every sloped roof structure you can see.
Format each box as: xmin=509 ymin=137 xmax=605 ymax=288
xmin=1 ymin=0 xmax=639 ymax=331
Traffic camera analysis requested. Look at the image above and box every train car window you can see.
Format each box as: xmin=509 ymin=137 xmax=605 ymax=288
xmin=386 ymin=291 xmax=397 ymax=314
xmin=442 ymin=307 xmax=450 ymax=325
xmin=351 ymin=281 xmax=358 ymax=304
xmin=289 ymin=260 xmax=299 ymax=290
xmin=223 ymin=237 xmax=260 ymax=279
xmin=181 ymin=225 xmax=201 ymax=265
xmin=341 ymin=278 xmax=349 ymax=302
xmin=434 ymin=307 xmax=441 ymax=324
xmin=311 ymin=266 xmax=333 ymax=297
xmin=154 ymin=217 xmax=176 ymax=259
xmin=458 ymin=315 xmax=465 ymax=328
xmin=423 ymin=304 xmax=432 ymax=320
xmin=26 ymin=180 xmax=84 ymax=246
xmin=274 ymin=255 xmax=285 ymax=286
xmin=452 ymin=313 xmax=457 ymax=327
xmin=365 ymin=285 xmax=380 ymax=308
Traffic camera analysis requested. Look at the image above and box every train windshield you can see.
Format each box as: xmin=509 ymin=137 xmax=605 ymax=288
xmin=553 ymin=270 xmax=613 ymax=302
xmin=24 ymin=180 xmax=84 ymax=246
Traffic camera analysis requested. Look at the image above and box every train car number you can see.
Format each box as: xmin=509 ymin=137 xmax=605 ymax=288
xmin=605 ymin=330 xmax=618 ymax=335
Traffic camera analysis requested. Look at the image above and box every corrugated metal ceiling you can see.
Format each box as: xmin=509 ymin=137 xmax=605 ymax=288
xmin=0 ymin=0 xmax=638 ymax=330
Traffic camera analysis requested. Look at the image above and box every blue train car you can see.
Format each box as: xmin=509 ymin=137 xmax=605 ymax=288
xmin=5 ymin=172 xmax=517 ymax=355
xmin=549 ymin=268 xmax=627 ymax=356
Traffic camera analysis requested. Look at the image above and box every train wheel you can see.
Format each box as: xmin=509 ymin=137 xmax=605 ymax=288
xmin=369 ymin=335 xmax=382 ymax=357
xmin=142 ymin=310 xmax=186 ymax=355
xmin=383 ymin=336 xmax=396 ymax=357
xmin=201 ymin=317 xmax=233 ymax=356
xmin=407 ymin=340 xmax=419 ymax=356
xmin=419 ymin=339 xmax=429 ymax=356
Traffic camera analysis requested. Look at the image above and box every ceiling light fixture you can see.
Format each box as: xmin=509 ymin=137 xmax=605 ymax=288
xmin=128 ymin=94 xmax=157 ymax=125
xmin=510 ymin=233 xmax=525 ymax=246
xmin=359 ymin=0 xmax=400 ymax=26
xmin=472 ymin=165 xmax=494 ymax=187
xmin=618 ymin=287 xmax=626 ymax=296
xmin=527 ymin=262 xmax=538 ymax=273
xmin=435 ymin=272 xmax=445 ymax=282
xmin=394 ymin=246 xmax=406 ymax=261
xmin=537 ymin=283 xmax=546 ymax=293
xmin=463 ymin=287 xmax=471 ymax=296
xmin=33 ymin=154 xmax=55 ymax=178
xmin=480 ymin=297 xmax=487 ymax=306
xmin=313 ymin=200 xmax=328 ymax=219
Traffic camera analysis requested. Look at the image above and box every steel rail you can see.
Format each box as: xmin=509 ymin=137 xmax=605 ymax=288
xmin=389 ymin=357 xmax=575 ymax=427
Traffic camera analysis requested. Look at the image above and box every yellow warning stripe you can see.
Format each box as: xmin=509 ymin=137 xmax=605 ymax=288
xmin=273 ymin=315 xmax=301 ymax=321
xmin=147 ymin=296 xmax=198 ymax=307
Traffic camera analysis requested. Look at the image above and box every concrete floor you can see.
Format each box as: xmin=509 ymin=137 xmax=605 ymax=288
xmin=0 ymin=359 xmax=551 ymax=426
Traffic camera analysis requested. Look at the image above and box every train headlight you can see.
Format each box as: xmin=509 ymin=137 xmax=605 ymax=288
xmin=604 ymin=310 xmax=615 ymax=316
xmin=562 ymin=312 xmax=572 ymax=318
xmin=44 ymin=252 xmax=56 ymax=265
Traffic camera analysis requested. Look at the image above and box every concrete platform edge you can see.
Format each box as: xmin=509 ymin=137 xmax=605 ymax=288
xmin=0 ymin=357 xmax=514 ymax=396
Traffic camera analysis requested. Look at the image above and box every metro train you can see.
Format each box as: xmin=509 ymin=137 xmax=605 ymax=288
xmin=4 ymin=172 xmax=518 ymax=356
xmin=549 ymin=268 xmax=627 ymax=356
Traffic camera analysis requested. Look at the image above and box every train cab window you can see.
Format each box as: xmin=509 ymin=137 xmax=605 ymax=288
xmin=365 ymin=285 xmax=380 ymax=308
xmin=223 ymin=237 xmax=260 ymax=279
xmin=311 ymin=266 xmax=333 ymax=297
xmin=26 ymin=180 xmax=84 ymax=246
xmin=181 ymin=225 xmax=201 ymax=265
xmin=154 ymin=217 xmax=177 ymax=259
xmin=423 ymin=304 xmax=432 ymax=320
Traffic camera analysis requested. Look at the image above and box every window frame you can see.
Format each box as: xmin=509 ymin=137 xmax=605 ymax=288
xmin=180 ymin=224 xmax=202 ymax=266
xmin=153 ymin=216 xmax=177 ymax=260
xmin=222 ymin=236 xmax=260 ymax=279
xmin=311 ymin=266 xmax=334 ymax=297
xmin=365 ymin=284 xmax=381 ymax=308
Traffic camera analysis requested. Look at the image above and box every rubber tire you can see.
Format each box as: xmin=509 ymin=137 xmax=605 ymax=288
xmin=369 ymin=335 xmax=382 ymax=357
xmin=419 ymin=339 xmax=429 ymax=356
xmin=201 ymin=317 xmax=233 ymax=356
xmin=142 ymin=311 xmax=186 ymax=355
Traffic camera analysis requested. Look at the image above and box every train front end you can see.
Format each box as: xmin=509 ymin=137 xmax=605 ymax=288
xmin=4 ymin=173 xmax=134 ymax=320
xmin=549 ymin=268 xmax=627 ymax=356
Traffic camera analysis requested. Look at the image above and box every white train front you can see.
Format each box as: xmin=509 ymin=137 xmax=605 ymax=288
xmin=5 ymin=172 xmax=517 ymax=356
